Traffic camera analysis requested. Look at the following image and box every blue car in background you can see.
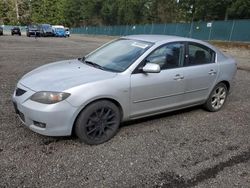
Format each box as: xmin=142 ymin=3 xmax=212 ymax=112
xmin=52 ymin=26 xmax=66 ymax=37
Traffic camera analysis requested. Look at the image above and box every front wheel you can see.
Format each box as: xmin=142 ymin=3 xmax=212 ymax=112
xmin=204 ymin=83 xmax=228 ymax=112
xmin=75 ymin=100 xmax=121 ymax=145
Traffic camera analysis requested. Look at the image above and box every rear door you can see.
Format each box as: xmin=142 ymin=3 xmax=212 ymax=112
xmin=182 ymin=42 xmax=218 ymax=104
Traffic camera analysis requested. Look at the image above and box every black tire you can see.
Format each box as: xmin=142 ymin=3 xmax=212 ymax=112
xmin=204 ymin=83 xmax=228 ymax=112
xmin=75 ymin=100 xmax=121 ymax=145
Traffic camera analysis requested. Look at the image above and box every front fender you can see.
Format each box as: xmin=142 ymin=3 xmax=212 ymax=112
xmin=65 ymin=75 xmax=130 ymax=121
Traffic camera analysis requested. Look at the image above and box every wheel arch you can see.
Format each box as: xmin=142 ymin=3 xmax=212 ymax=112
xmin=218 ymin=80 xmax=230 ymax=91
xmin=71 ymin=97 xmax=124 ymax=135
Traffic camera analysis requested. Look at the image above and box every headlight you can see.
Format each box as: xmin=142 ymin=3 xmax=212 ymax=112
xmin=30 ymin=91 xmax=70 ymax=104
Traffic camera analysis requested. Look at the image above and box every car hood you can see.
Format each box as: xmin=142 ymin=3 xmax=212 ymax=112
xmin=29 ymin=28 xmax=38 ymax=31
xmin=20 ymin=59 xmax=117 ymax=91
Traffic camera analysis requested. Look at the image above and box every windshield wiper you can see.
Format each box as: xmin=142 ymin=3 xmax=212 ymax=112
xmin=84 ymin=60 xmax=105 ymax=70
xmin=78 ymin=57 xmax=118 ymax=72
xmin=78 ymin=57 xmax=104 ymax=70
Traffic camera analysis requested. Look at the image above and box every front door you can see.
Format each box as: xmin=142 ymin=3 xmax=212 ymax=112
xmin=130 ymin=42 xmax=186 ymax=118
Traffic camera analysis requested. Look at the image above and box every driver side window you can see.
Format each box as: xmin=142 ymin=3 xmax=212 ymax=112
xmin=145 ymin=43 xmax=185 ymax=70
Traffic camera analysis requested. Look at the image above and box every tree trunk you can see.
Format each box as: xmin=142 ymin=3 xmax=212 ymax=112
xmin=15 ymin=0 xmax=19 ymax=23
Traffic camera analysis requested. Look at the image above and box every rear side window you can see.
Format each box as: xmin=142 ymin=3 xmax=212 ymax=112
xmin=186 ymin=43 xmax=215 ymax=66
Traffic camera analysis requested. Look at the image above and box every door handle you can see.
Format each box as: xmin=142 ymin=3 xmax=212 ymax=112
xmin=208 ymin=69 xmax=217 ymax=75
xmin=173 ymin=74 xmax=184 ymax=80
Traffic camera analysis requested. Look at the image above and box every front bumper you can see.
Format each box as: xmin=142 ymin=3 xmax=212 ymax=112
xmin=28 ymin=31 xmax=39 ymax=36
xmin=12 ymin=83 xmax=78 ymax=136
xmin=44 ymin=32 xmax=53 ymax=37
xmin=55 ymin=33 xmax=65 ymax=37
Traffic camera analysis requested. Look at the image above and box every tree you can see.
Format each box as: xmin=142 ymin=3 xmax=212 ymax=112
xmin=0 ymin=0 xmax=17 ymax=24
xmin=30 ymin=0 xmax=66 ymax=25
xmin=228 ymin=0 xmax=250 ymax=19
xmin=146 ymin=0 xmax=181 ymax=23
xmin=0 ymin=0 xmax=250 ymax=26
xmin=101 ymin=0 xmax=119 ymax=25
xmin=178 ymin=0 xmax=234 ymax=21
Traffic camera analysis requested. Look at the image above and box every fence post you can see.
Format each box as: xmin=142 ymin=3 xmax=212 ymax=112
xmin=125 ymin=25 xmax=128 ymax=35
xmin=189 ymin=21 xmax=193 ymax=38
xmin=120 ymin=25 xmax=123 ymax=36
xmin=208 ymin=21 xmax=213 ymax=40
xmin=229 ymin=20 xmax=235 ymax=42
xmin=150 ymin=23 xmax=154 ymax=34
xmin=175 ymin=23 xmax=178 ymax=35
xmin=163 ymin=23 xmax=167 ymax=34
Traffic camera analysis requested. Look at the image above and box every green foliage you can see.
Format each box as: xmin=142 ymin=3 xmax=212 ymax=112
xmin=0 ymin=0 xmax=16 ymax=24
xmin=178 ymin=0 xmax=234 ymax=21
xmin=228 ymin=0 xmax=250 ymax=19
xmin=0 ymin=0 xmax=249 ymax=26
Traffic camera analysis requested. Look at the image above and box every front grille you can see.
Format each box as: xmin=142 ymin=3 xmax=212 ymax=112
xmin=16 ymin=88 xmax=26 ymax=96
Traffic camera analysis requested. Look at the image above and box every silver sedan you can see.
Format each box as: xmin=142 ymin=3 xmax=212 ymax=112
xmin=12 ymin=35 xmax=237 ymax=144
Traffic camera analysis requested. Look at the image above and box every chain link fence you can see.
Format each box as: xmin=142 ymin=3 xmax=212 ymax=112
xmin=2 ymin=19 xmax=249 ymax=42
xmin=71 ymin=19 xmax=250 ymax=42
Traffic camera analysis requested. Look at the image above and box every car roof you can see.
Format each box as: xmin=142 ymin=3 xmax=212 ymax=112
xmin=124 ymin=34 xmax=219 ymax=51
xmin=123 ymin=34 xmax=214 ymax=46
xmin=52 ymin=25 xmax=64 ymax=28
xmin=122 ymin=34 xmax=227 ymax=61
xmin=123 ymin=35 xmax=188 ymax=43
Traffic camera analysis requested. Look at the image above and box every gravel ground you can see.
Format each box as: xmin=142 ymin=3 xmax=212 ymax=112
xmin=0 ymin=35 xmax=249 ymax=188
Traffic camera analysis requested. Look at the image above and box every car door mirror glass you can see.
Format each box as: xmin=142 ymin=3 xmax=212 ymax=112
xmin=142 ymin=63 xmax=161 ymax=73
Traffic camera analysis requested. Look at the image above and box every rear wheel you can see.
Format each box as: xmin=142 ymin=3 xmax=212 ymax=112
xmin=204 ymin=83 xmax=228 ymax=112
xmin=75 ymin=100 xmax=121 ymax=145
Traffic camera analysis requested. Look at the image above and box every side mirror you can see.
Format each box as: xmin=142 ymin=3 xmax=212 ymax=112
xmin=142 ymin=63 xmax=161 ymax=73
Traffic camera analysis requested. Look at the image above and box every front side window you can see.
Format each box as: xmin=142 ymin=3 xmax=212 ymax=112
xmin=186 ymin=43 xmax=215 ymax=66
xmin=145 ymin=43 xmax=185 ymax=70
xmin=85 ymin=39 xmax=153 ymax=72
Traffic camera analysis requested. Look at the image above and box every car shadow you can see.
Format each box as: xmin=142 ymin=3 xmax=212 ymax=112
xmin=38 ymin=106 xmax=204 ymax=144
xmin=120 ymin=105 xmax=203 ymax=128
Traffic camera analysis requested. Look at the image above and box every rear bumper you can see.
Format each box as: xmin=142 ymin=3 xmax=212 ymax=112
xmin=12 ymin=31 xmax=21 ymax=35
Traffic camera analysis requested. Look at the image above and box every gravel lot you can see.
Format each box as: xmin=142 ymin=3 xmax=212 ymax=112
xmin=0 ymin=35 xmax=249 ymax=188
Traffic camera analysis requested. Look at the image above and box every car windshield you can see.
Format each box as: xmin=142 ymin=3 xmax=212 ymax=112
xmin=55 ymin=28 xmax=64 ymax=32
xmin=29 ymin=25 xmax=37 ymax=29
xmin=84 ymin=39 xmax=153 ymax=72
xmin=42 ymin=25 xmax=52 ymax=31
